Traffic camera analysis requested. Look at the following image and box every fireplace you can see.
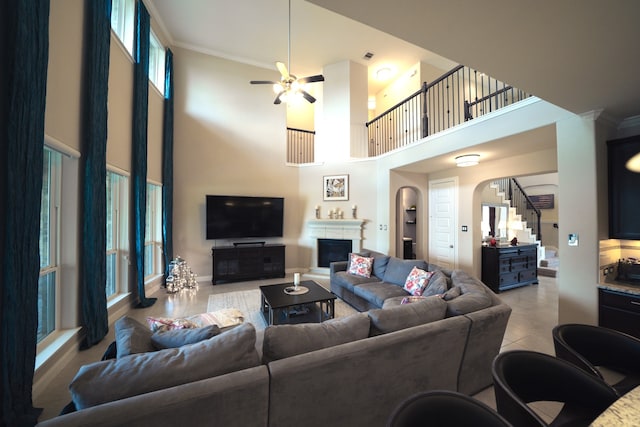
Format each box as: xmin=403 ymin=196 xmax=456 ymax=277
xmin=307 ymin=219 xmax=364 ymax=273
xmin=318 ymin=239 xmax=352 ymax=268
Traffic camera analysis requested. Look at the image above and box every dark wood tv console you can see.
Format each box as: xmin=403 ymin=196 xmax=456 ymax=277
xmin=211 ymin=244 xmax=285 ymax=284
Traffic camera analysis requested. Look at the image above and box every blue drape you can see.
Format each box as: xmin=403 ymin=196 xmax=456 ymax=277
xmin=162 ymin=49 xmax=174 ymax=278
xmin=0 ymin=1 xmax=50 ymax=425
xmin=79 ymin=0 xmax=112 ymax=350
xmin=132 ymin=0 xmax=156 ymax=307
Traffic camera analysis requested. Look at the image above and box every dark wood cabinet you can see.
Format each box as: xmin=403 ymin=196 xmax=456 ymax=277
xmin=598 ymin=288 xmax=640 ymax=339
xmin=482 ymin=244 xmax=538 ymax=293
xmin=608 ymin=135 xmax=640 ymax=239
xmin=211 ymin=244 xmax=285 ymax=284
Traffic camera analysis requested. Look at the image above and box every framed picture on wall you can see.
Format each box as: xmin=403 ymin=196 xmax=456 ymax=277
xmin=323 ymin=175 xmax=349 ymax=201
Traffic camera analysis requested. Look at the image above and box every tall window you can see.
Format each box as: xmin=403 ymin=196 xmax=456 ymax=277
xmin=111 ymin=0 xmax=135 ymax=55
xmin=38 ymin=148 xmax=61 ymax=343
xmin=149 ymin=31 xmax=166 ymax=95
xmin=144 ymin=183 xmax=162 ymax=279
xmin=106 ymin=171 xmax=129 ymax=298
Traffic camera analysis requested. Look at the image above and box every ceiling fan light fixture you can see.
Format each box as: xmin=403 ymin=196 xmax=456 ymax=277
xmin=455 ymin=154 xmax=480 ymax=167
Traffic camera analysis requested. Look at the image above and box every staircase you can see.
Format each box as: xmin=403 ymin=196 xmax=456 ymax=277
xmin=490 ymin=179 xmax=547 ymax=264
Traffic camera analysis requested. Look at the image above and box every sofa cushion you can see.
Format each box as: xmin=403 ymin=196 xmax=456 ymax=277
xmin=70 ymin=322 xmax=260 ymax=410
xmin=347 ymin=253 xmax=374 ymax=278
xmin=346 ymin=250 xmax=371 ymax=270
xmin=354 ymin=282 xmax=410 ymax=308
xmin=262 ymin=313 xmax=370 ymax=363
xmin=382 ymin=257 xmax=429 ymax=286
xmin=368 ymin=251 xmax=391 ymax=279
xmin=403 ymin=266 xmax=434 ymax=296
xmin=442 ymin=285 xmax=462 ymax=301
xmin=332 ymin=270 xmax=380 ymax=292
xmin=114 ymin=316 xmax=155 ymax=358
xmin=368 ymin=296 xmax=447 ymax=335
xmin=150 ymin=324 xmax=221 ymax=350
xmin=446 ymin=270 xmax=493 ymax=316
xmin=422 ymin=270 xmax=450 ymax=297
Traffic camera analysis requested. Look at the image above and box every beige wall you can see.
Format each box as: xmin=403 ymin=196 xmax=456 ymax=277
xmin=45 ymin=0 xmax=83 ymax=150
xmin=171 ymin=48 xmax=301 ymax=277
xmin=107 ymin=40 xmax=134 ymax=171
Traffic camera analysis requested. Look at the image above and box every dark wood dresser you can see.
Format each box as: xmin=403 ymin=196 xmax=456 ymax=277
xmin=481 ymin=244 xmax=538 ymax=293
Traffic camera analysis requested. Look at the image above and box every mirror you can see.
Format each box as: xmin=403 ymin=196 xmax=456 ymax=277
xmin=481 ymin=203 xmax=508 ymax=240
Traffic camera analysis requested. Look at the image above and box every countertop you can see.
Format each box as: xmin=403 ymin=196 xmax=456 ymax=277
xmin=591 ymin=385 xmax=640 ymax=426
xmin=598 ymin=281 xmax=640 ymax=296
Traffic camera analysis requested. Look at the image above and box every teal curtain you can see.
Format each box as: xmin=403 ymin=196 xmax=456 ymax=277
xmin=79 ymin=0 xmax=112 ymax=350
xmin=0 ymin=1 xmax=50 ymax=425
xmin=162 ymin=49 xmax=174 ymax=278
xmin=132 ymin=0 xmax=156 ymax=307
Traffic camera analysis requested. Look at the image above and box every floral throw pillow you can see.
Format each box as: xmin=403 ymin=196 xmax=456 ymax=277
xmin=403 ymin=266 xmax=435 ymax=296
xmin=347 ymin=253 xmax=374 ymax=278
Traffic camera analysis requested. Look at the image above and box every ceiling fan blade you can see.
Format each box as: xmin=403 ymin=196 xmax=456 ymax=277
xmin=298 ymin=74 xmax=325 ymax=84
xmin=276 ymin=62 xmax=289 ymax=79
xmin=250 ymin=80 xmax=277 ymax=84
xmin=301 ymin=90 xmax=316 ymax=103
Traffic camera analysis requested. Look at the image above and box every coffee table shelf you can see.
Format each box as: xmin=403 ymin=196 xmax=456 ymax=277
xmin=260 ymin=280 xmax=336 ymax=325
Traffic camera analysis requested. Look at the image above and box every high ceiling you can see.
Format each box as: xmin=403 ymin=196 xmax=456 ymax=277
xmin=148 ymin=0 xmax=640 ymax=121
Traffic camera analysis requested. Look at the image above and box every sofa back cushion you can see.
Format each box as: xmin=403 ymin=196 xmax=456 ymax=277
xmin=262 ymin=313 xmax=370 ymax=363
xmin=422 ymin=270 xmax=450 ymax=296
xmin=368 ymin=296 xmax=447 ymax=335
xmin=446 ymin=270 xmax=493 ymax=316
xmin=70 ymin=322 xmax=260 ymax=409
xmin=114 ymin=316 xmax=155 ymax=358
xmin=382 ymin=258 xmax=429 ymax=286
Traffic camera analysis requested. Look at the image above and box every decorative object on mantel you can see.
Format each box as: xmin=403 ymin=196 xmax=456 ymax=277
xmin=328 ymin=207 xmax=344 ymax=219
xmin=323 ymin=174 xmax=349 ymax=201
xmin=352 ymin=204 xmax=357 ymax=219
xmin=315 ymin=205 xmax=321 ymax=219
xmin=166 ymin=256 xmax=198 ymax=293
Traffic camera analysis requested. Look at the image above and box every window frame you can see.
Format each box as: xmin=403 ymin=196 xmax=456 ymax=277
xmin=144 ymin=181 xmax=163 ymax=281
xmin=106 ymin=169 xmax=130 ymax=300
xmin=37 ymin=147 xmax=62 ymax=346
xmin=110 ymin=0 xmax=135 ymax=57
xmin=148 ymin=30 xmax=166 ymax=95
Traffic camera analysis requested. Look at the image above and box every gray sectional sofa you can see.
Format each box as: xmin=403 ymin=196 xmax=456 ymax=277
xmin=38 ymin=251 xmax=511 ymax=427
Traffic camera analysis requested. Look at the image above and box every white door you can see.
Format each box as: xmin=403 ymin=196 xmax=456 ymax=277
xmin=429 ymin=178 xmax=457 ymax=269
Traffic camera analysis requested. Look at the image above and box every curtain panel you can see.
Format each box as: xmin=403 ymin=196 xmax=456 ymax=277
xmin=162 ymin=49 xmax=174 ymax=278
xmin=132 ymin=0 xmax=156 ymax=307
xmin=0 ymin=1 xmax=50 ymax=425
xmin=79 ymin=0 xmax=112 ymax=350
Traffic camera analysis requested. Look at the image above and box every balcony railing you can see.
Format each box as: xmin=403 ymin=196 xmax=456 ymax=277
xmin=287 ymin=127 xmax=315 ymax=164
xmin=366 ymin=65 xmax=531 ymax=156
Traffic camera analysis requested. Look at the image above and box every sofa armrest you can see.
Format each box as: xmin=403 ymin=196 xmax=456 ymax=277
xmin=330 ymin=261 xmax=348 ymax=276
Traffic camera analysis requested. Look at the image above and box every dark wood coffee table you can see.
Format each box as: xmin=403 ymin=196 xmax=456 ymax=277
xmin=260 ymin=280 xmax=336 ymax=325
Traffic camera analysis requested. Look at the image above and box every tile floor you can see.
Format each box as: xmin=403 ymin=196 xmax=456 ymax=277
xmin=34 ymin=274 xmax=560 ymax=423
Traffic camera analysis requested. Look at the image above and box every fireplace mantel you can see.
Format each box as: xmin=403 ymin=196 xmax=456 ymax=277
xmin=308 ymin=219 xmax=365 ymax=273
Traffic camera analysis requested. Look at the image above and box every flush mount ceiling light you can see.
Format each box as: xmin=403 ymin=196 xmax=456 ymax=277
xmin=455 ymin=154 xmax=480 ymax=167
xmin=375 ymin=66 xmax=393 ymax=81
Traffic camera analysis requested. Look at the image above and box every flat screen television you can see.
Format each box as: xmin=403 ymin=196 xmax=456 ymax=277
xmin=206 ymin=195 xmax=284 ymax=240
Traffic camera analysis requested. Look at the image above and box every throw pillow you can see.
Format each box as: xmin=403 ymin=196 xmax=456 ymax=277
xmin=151 ymin=324 xmax=221 ymax=350
xmin=262 ymin=313 xmax=370 ymax=363
xmin=347 ymin=253 xmax=374 ymax=278
xmin=114 ymin=316 xmax=155 ymax=358
xmin=146 ymin=316 xmax=198 ymax=333
xmin=400 ymin=296 xmax=427 ymax=304
xmin=70 ymin=322 xmax=260 ymax=410
xmin=403 ymin=266 xmax=434 ymax=296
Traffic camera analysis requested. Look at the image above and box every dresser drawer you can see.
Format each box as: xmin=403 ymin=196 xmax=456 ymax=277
xmin=499 ymin=272 xmax=520 ymax=286
xmin=519 ymin=268 xmax=537 ymax=282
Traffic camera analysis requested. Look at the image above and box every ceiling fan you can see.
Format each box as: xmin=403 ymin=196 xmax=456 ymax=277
xmin=250 ymin=0 xmax=324 ymax=104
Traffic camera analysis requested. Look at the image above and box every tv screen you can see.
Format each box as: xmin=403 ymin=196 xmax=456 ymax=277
xmin=206 ymin=195 xmax=284 ymax=240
